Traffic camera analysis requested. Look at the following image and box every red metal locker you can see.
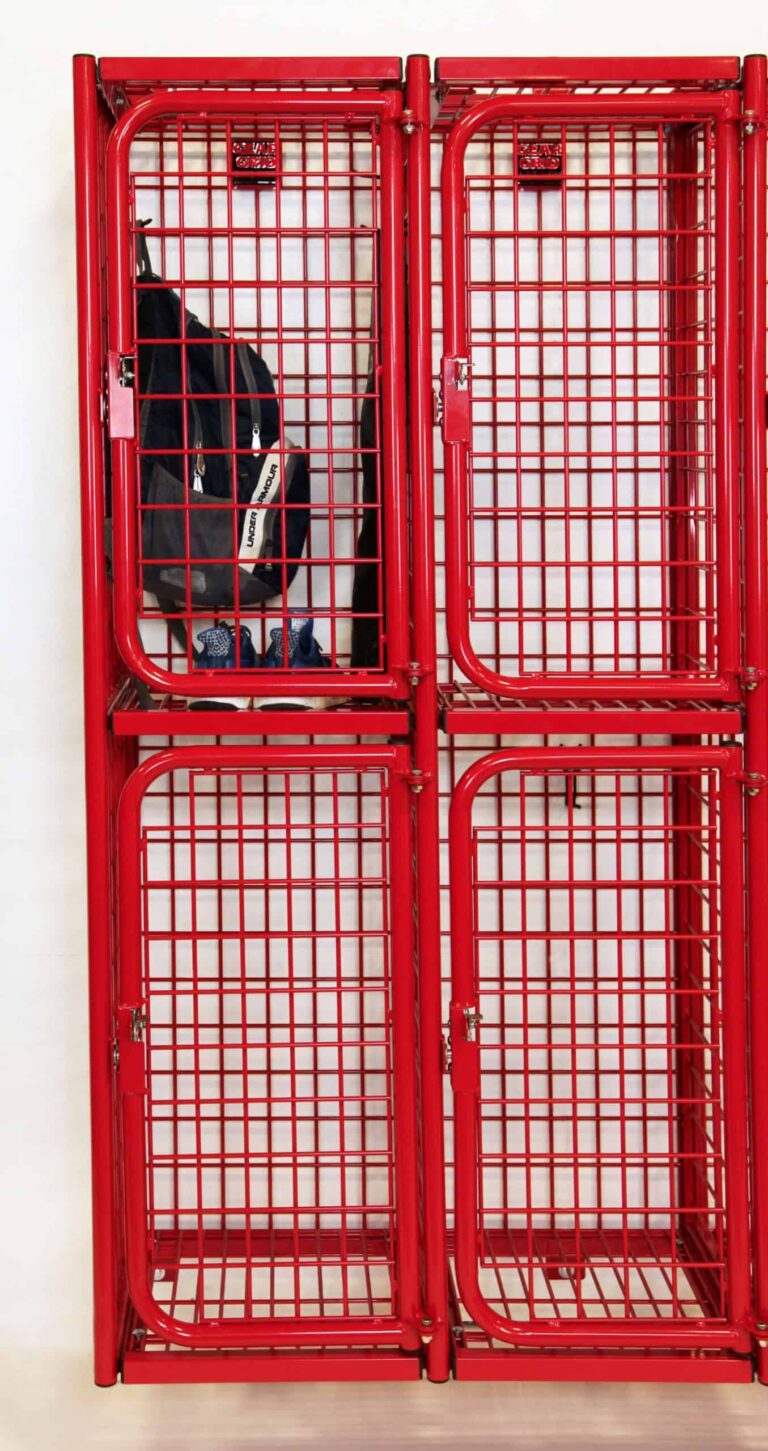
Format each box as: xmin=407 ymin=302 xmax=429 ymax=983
xmin=429 ymin=56 xmax=768 ymax=1385
xmin=73 ymin=51 xmax=768 ymax=1390
xmin=73 ymin=53 xmax=446 ymax=1387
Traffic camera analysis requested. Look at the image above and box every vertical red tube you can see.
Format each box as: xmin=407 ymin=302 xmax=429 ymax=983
xmin=742 ymin=52 xmax=768 ymax=1381
xmin=666 ymin=123 xmax=707 ymax=1253
xmin=712 ymin=98 xmax=741 ymax=686
xmin=718 ymin=764 xmax=752 ymax=1336
xmin=72 ymin=54 xmax=119 ymax=1386
xmin=405 ymin=53 xmax=451 ymax=1381
xmin=378 ymin=98 xmax=411 ymax=681
xmin=388 ymin=757 xmax=426 ymax=1335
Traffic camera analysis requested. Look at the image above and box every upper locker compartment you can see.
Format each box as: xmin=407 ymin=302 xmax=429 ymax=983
xmin=101 ymin=60 xmax=409 ymax=702
xmin=435 ymin=58 xmax=743 ymax=704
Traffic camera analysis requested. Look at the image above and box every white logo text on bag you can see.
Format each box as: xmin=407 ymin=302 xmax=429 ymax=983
xmin=239 ymin=448 xmax=283 ymax=565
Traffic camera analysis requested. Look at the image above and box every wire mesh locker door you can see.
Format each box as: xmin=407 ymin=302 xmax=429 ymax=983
xmin=440 ymin=89 xmax=741 ymax=700
xmin=105 ymin=88 xmax=409 ymax=699
xmin=115 ymin=746 xmax=422 ymax=1353
xmin=448 ymin=747 xmax=752 ymax=1354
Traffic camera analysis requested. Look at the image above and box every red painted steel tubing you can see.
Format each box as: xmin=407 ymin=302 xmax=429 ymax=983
xmin=116 ymin=745 xmax=422 ymax=1352
xmin=435 ymin=58 xmax=741 ymax=87
xmin=405 ymin=53 xmax=451 ymax=1383
xmin=105 ymin=89 xmax=410 ymax=699
xmin=387 ymin=766 xmax=424 ymax=1336
xmin=440 ymin=87 xmax=741 ymax=701
xmin=448 ymin=746 xmax=752 ymax=1352
xmin=742 ymin=53 xmax=768 ymax=1381
xmin=377 ymin=101 xmax=411 ymax=683
xmin=73 ymin=54 xmax=119 ymax=1387
xmin=98 ymin=57 xmax=404 ymax=88
xmin=711 ymin=108 xmax=741 ymax=688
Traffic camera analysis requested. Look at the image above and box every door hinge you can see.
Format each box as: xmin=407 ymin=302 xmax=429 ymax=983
xmin=404 ymin=767 xmax=432 ymax=794
xmin=736 ymin=771 xmax=768 ymax=796
xmin=739 ymin=664 xmax=768 ymax=691
xmin=106 ymin=350 xmax=136 ymax=440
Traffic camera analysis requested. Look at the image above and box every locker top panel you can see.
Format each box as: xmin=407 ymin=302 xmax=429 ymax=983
xmin=96 ymin=57 xmax=404 ymax=105
xmin=433 ymin=57 xmax=741 ymax=92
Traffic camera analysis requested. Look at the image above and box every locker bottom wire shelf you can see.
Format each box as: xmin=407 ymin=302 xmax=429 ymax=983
xmin=444 ymin=749 xmax=751 ymax=1368
xmin=118 ymin=753 xmax=420 ymax=1364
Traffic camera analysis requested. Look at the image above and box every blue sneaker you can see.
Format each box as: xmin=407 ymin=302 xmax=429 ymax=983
xmin=257 ymin=617 xmax=333 ymax=710
xmin=196 ymin=622 xmax=257 ymax=670
xmin=190 ymin=622 xmax=257 ymax=710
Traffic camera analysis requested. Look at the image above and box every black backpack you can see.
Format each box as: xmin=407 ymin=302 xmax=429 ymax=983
xmin=135 ymin=227 xmax=310 ymax=618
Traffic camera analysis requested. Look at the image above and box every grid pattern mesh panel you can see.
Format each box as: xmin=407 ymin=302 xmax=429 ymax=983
xmin=127 ymin=114 xmax=385 ymax=678
xmin=465 ymin=762 xmax=729 ymax=1337
xmin=137 ymin=763 xmax=399 ymax=1336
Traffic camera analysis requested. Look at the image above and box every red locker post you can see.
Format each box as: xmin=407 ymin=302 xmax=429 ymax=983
xmin=742 ymin=53 xmax=768 ymax=1384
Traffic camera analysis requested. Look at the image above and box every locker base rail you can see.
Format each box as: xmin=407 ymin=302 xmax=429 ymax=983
xmin=122 ymin=1346 xmax=421 ymax=1383
xmin=451 ymin=1348 xmax=753 ymax=1384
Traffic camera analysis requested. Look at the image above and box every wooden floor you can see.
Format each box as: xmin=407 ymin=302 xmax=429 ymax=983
xmin=3 ymin=1351 xmax=768 ymax=1450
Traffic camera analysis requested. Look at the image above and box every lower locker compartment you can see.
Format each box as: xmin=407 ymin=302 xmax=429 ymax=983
xmin=115 ymin=744 xmax=423 ymax=1379
xmin=444 ymin=744 xmax=753 ymax=1380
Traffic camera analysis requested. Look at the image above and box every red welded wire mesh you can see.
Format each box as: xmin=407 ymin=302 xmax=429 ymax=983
xmin=127 ymin=113 xmax=385 ymax=678
xmin=460 ymin=761 xmax=730 ymax=1336
xmin=435 ymin=109 xmax=720 ymax=690
xmin=133 ymin=760 xmax=400 ymax=1343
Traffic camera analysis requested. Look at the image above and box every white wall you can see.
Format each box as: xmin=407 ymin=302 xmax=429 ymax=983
xmin=0 ymin=0 xmax=764 ymax=1364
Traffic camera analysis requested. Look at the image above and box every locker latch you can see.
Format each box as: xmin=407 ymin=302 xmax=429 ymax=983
xmin=118 ymin=353 xmax=136 ymax=387
xmin=106 ymin=350 xmax=136 ymax=440
xmin=440 ymin=355 xmax=471 ymax=445
xmin=115 ymin=1004 xmax=147 ymax=1095
xmin=463 ymin=1007 xmax=482 ymax=1042
xmin=448 ymin=1001 xmax=481 ymax=1094
xmin=130 ymin=1006 xmax=148 ymax=1042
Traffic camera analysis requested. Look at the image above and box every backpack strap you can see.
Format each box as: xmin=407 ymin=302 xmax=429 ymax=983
xmin=154 ymin=595 xmax=201 ymax=663
xmin=135 ymin=218 xmax=154 ymax=279
xmin=236 ymin=344 xmax=263 ymax=442
xmin=212 ymin=339 xmax=263 ymax=450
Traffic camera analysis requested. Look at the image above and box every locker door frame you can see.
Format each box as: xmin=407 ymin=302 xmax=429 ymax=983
xmin=104 ymin=88 xmax=411 ymax=699
xmin=439 ymin=87 xmax=742 ymax=701
xmin=115 ymin=743 xmax=422 ymax=1351
xmin=448 ymin=744 xmax=752 ymax=1352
